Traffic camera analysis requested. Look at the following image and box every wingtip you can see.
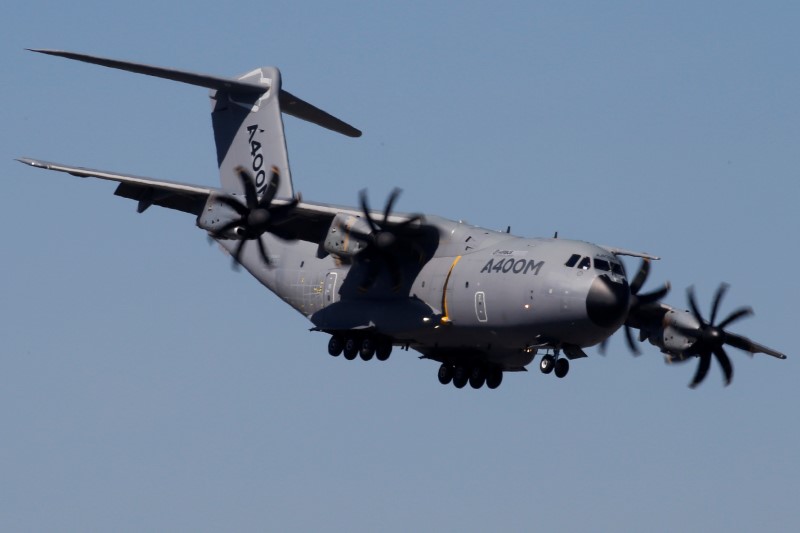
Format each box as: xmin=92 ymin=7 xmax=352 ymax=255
xmin=27 ymin=48 xmax=58 ymax=55
xmin=16 ymin=157 xmax=43 ymax=168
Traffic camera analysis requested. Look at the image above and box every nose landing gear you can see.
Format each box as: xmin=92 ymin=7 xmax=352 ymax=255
xmin=539 ymin=350 xmax=570 ymax=379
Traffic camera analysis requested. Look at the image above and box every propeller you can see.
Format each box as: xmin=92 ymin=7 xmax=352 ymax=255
xmin=212 ymin=165 xmax=299 ymax=269
xmin=682 ymin=284 xmax=753 ymax=388
xmin=600 ymin=259 xmax=670 ymax=355
xmin=343 ymin=188 xmax=425 ymax=291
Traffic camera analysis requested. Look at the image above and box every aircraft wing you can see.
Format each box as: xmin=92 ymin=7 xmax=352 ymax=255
xmin=18 ymin=157 xmax=215 ymax=215
xmin=16 ymin=157 xmax=373 ymax=245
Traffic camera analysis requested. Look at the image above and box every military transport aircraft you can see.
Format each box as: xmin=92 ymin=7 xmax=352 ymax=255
xmin=18 ymin=49 xmax=787 ymax=390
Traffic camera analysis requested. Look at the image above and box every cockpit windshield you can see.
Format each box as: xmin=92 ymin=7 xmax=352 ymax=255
xmin=565 ymin=254 xmax=626 ymax=276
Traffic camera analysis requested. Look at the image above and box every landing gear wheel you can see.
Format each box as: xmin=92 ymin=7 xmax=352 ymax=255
xmin=360 ymin=338 xmax=376 ymax=361
xmin=343 ymin=337 xmax=358 ymax=360
xmin=327 ymin=335 xmax=344 ymax=357
xmin=375 ymin=339 xmax=392 ymax=361
xmin=453 ymin=366 xmax=469 ymax=389
xmin=554 ymin=357 xmax=570 ymax=378
xmin=540 ymin=355 xmax=555 ymax=374
xmin=486 ymin=368 xmax=503 ymax=389
xmin=469 ymin=366 xmax=486 ymax=389
xmin=438 ymin=364 xmax=453 ymax=385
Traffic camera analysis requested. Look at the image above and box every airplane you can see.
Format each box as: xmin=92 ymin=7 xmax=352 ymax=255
xmin=17 ymin=49 xmax=787 ymax=390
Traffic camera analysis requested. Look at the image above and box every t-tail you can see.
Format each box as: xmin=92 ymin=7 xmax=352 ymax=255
xmin=28 ymin=49 xmax=361 ymax=199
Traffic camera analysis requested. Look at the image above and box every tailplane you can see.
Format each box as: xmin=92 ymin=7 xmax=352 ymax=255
xmin=29 ymin=49 xmax=361 ymax=198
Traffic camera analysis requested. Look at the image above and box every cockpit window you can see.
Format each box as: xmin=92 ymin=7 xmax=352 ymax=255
xmin=577 ymin=257 xmax=591 ymax=270
xmin=611 ymin=262 xmax=625 ymax=275
xmin=594 ymin=258 xmax=611 ymax=272
xmin=565 ymin=254 xmax=581 ymax=268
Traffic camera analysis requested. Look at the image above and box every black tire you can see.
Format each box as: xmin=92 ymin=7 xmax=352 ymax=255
xmin=486 ymin=368 xmax=503 ymax=389
xmin=328 ymin=335 xmax=344 ymax=357
xmin=438 ymin=364 xmax=453 ymax=385
xmin=343 ymin=337 xmax=358 ymax=360
xmin=554 ymin=358 xmax=570 ymax=378
xmin=540 ymin=355 xmax=555 ymax=374
xmin=453 ymin=365 xmax=469 ymax=389
xmin=360 ymin=338 xmax=376 ymax=361
xmin=376 ymin=339 xmax=392 ymax=361
xmin=469 ymin=366 xmax=486 ymax=389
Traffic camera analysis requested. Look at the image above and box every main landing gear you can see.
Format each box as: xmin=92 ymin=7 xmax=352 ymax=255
xmin=539 ymin=351 xmax=570 ymax=379
xmin=328 ymin=333 xmax=392 ymax=362
xmin=437 ymin=363 xmax=503 ymax=390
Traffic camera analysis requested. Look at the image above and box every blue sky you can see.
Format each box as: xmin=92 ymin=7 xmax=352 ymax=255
xmin=2 ymin=1 xmax=798 ymax=531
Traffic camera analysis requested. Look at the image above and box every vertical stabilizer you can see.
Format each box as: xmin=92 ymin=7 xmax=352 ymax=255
xmin=210 ymin=67 xmax=293 ymax=198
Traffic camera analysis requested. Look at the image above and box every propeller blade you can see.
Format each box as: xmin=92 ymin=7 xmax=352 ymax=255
xmin=231 ymin=240 xmax=246 ymax=270
xmin=598 ymin=338 xmax=608 ymax=355
xmin=269 ymin=200 xmax=299 ymax=219
xmin=630 ymin=259 xmax=650 ymax=295
xmin=687 ymin=286 xmax=705 ymax=326
xmin=235 ymin=166 xmax=258 ymax=210
xmin=636 ymin=282 xmax=671 ymax=306
xmin=713 ymin=346 xmax=734 ymax=386
xmin=710 ymin=283 xmax=729 ymax=326
xmin=624 ymin=325 xmax=642 ymax=356
xmin=382 ymin=188 xmax=401 ymax=225
xmin=359 ymin=189 xmax=379 ymax=233
xmin=216 ymin=195 xmax=249 ymax=217
xmin=689 ymin=352 xmax=712 ymax=388
xmin=255 ymin=235 xmax=271 ymax=266
xmin=394 ymin=214 xmax=425 ymax=230
xmin=260 ymin=166 xmax=280 ymax=207
xmin=717 ymin=306 xmax=754 ymax=330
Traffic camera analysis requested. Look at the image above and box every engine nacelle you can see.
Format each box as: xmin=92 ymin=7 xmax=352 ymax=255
xmin=322 ymin=213 xmax=370 ymax=259
xmin=642 ymin=307 xmax=701 ymax=362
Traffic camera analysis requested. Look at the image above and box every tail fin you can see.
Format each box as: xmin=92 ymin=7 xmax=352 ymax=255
xmin=210 ymin=67 xmax=295 ymax=197
xmin=28 ymin=49 xmax=361 ymax=198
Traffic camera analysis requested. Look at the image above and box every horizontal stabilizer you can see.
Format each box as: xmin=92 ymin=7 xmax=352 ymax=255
xmin=28 ymin=49 xmax=362 ymax=138
xmin=29 ymin=49 xmax=266 ymax=94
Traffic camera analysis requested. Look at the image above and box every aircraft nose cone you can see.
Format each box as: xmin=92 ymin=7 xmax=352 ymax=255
xmin=586 ymin=275 xmax=630 ymax=328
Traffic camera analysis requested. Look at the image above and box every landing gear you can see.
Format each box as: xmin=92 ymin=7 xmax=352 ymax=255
xmin=328 ymin=335 xmax=344 ymax=357
xmin=438 ymin=363 xmax=503 ymax=390
xmin=469 ymin=366 xmax=486 ymax=389
xmin=375 ymin=339 xmax=392 ymax=361
xmin=438 ymin=364 xmax=453 ymax=385
xmin=554 ymin=358 xmax=570 ymax=378
xmin=343 ymin=337 xmax=358 ymax=360
xmin=486 ymin=367 xmax=503 ymax=389
xmin=540 ymin=355 xmax=555 ymax=374
xmin=359 ymin=338 xmax=375 ymax=361
xmin=452 ymin=365 xmax=469 ymax=389
xmin=328 ymin=333 xmax=392 ymax=363
xmin=540 ymin=351 xmax=570 ymax=379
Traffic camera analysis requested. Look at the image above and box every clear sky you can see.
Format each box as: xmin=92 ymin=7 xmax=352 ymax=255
xmin=2 ymin=1 xmax=798 ymax=531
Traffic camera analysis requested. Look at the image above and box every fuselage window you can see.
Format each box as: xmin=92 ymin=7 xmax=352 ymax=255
xmin=594 ymin=258 xmax=611 ymax=272
xmin=611 ymin=262 xmax=625 ymax=275
xmin=577 ymin=257 xmax=591 ymax=270
xmin=565 ymin=254 xmax=581 ymax=268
